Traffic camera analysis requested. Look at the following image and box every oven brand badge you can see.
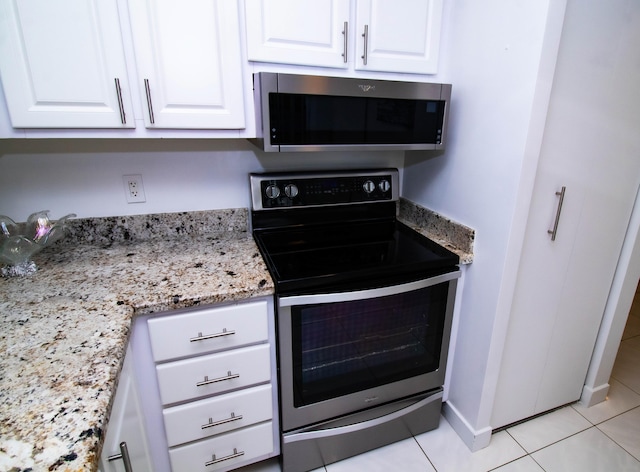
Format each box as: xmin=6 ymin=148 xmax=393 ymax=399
xmin=364 ymin=395 xmax=379 ymax=403
xmin=358 ymin=85 xmax=376 ymax=92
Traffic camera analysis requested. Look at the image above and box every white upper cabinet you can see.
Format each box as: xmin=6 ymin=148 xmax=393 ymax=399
xmin=355 ymin=0 xmax=443 ymax=74
xmin=0 ymin=0 xmax=135 ymax=128
xmin=245 ymin=0 xmax=350 ymax=69
xmin=127 ymin=0 xmax=246 ymax=129
xmin=244 ymin=0 xmax=443 ymax=75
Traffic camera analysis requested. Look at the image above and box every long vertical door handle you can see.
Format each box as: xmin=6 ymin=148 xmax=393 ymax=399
xmin=548 ymin=186 xmax=566 ymax=241
xmin=342 ymin=21 xmax=348 ymax=63
xmin=108 ymin=441 xmax=133 ymax=472
xmin=144 ymin=79 xmax=155 ymax=124
xmin=361 ymin=24 xmax=369 ymax=65
xmin=114 ymin=78 xmax=126 ymax=124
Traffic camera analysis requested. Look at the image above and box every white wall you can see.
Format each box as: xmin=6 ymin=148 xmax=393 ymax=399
xmin=402 ymin=0 xmax=566 ymax=448
xmin=0 ymin=139 xmax=403 ymax=220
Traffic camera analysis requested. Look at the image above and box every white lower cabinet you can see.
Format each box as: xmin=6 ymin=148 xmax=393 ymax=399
xmin=163 ymin=384 xmax=273 ymax=447
xmin=156 ymin=344 xmax=272 ymax=405
xmin=168 ymin=422 xmax=274 ymax=471
xmin=134 ymin=297 xmax=279 ymax=472
xmin=99 ymin=346 xmax=152 ymax=472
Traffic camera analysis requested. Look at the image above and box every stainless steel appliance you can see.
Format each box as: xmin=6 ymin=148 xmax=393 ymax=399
xmin=250 ymin=169 xmax=460 ymax=472
xmin=250 ymin=73 xmax=452 ymax=152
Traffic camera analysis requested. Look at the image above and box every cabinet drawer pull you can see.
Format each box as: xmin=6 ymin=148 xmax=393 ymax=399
xmin=361 ymin=24 xmax=369 ymax=65
xmin=144 ymin=78 xmax=155 ymax=124
xmin=114 ymin=78 xmax=126 ymax=125
xmin=205 ymin=448 xmax=245 ymax=467
xmin=197 ymin=371 xmax=239 ymax=387
xmin=547 ymin=186 xmax=566 ymax=241
xmin=190 ymin=328 xmax=235 ymax=343
xmin=107 ymin=441 xmax=133 ymax=472
xmin=342 ymin=21 xmax=348 ymax=63
xmin=201 ymin=412 xmax=243 ymax=430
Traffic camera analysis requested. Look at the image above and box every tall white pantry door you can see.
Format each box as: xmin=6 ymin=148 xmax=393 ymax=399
xmin=492 ymin=0 xmax=640 ymax=428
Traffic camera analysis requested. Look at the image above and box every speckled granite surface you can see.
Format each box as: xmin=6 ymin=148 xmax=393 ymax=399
xmin=399 ymin=198 xmax=475 ymax=264
xmin=0 ymin=209 xmax=273 ymax=472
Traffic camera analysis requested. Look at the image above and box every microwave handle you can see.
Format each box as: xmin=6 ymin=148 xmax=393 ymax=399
xmin=279 ymin=270 xmax=460 ymax=307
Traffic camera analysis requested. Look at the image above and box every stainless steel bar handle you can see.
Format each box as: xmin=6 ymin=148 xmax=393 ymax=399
xmin=204 ymin=448 xmax=245 ymax=467
xmin=196 ymin=370 xmax=239 ymax=387
xmin=361 ymin=24 xmax=369 ymax=65
xmin=201 ymin=412 xmax=243 ymax=430
xmin=548 ymin=186 xmax=566 ymax=241
xmin=143 ymin=79 xmax=155 ymax=124
xmin=342 ymin=21 xmax=348 ymax=63
xmin=114 ymin=78 xmax=126 ymax=124
xmin=190 ymin=328 xmax=235 ymax=343
xmin=107 ymin=441 xmax=133 ymax=472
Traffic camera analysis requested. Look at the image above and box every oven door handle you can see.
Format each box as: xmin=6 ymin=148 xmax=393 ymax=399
xmin=279 ymin=270 xmax=461 ymax=307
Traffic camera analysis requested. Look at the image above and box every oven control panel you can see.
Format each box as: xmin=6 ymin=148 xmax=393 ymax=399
xmin=250 ymin=169 xmax=399 ymax=210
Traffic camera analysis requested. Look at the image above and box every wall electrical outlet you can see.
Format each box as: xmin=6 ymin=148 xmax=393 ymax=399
xmin=123 ymin=174 xmax=146 ymax=203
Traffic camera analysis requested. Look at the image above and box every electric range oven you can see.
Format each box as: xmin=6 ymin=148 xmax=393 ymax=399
xmin=250 ymin=169 xmax=460 ymax=472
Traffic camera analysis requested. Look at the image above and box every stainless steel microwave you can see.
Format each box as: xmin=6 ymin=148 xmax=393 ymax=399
xmin=249 ymin=73 xmax=452 ymax=153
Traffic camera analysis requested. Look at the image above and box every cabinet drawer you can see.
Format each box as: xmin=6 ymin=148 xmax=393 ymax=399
xmin=156 ymin=344 xmax=271 ymax=405
xmin=168 ymin=422 xmax=274 ymax=472
xmin=163 ymin=384 xmax=273 ymax=447
xmin=148 ymin=300 xmax=269 ymax=362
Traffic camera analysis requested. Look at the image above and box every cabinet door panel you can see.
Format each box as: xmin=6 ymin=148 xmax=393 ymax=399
xmin=99 ymin=347 xmax=152 ymax=471
xmin=245 ymin=0 xmax=350 ymax=68
xmin=491 ymin=0 xmax=640 ymax=428
xmin=0 ymin=0 xmax=134 ymax=128
xmin=355 ymin=0 xmax=442 ymax=74
xmin=128 ymin=0 xmax=246 ymax=128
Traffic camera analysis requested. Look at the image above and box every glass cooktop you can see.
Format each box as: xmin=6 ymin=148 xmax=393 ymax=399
xmin=253 ymin=219 xmax=459 ymax=294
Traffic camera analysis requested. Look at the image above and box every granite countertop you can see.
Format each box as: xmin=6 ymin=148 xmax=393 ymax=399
xmin=0 ymin=204 xmax=474 ymax=472
xmin=0 ymin=209 xmax=274 ymax=472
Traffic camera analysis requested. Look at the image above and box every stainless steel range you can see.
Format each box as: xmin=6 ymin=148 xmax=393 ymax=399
xmin=250 ymin=169 xmax=460 ymax=472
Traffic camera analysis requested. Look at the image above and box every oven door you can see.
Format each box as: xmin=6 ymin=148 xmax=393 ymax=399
xmin=277 ymin=270 xmax=460 ymax=432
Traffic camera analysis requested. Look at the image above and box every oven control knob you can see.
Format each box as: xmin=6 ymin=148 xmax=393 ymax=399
xmin=265 ymin=184 xmax=280 ymax=199
xmin=284 ymin=184 xmax=299 ymax=198
xmin=379 ymin=180 xmax=391 ymax=193
xmin=363 ymin=180 xmax=375 ymax=194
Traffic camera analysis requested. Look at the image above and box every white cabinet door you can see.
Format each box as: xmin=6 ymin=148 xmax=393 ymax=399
xmin=354 ymin=0 xmax=442 ymax=74
xmin=491 ymin=0 xmax=640 ymax=429
xmin=245 ymin=0 xmax=350 ymax=69
xmin=0 ymin=0 xmax=135 ymax=128
xmin=128 ymin=0 xmax=246 ymax=129
xmin=99 ymin=347 xmax=152 ymax=472
xmin=244 ymin=0 xmax=442 ymax=74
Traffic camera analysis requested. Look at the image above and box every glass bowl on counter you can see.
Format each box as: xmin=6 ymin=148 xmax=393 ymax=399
xmin=0 ymin=210 xmax=76 ymax=277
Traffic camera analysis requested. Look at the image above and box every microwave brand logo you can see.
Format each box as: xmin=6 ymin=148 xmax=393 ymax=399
xmin=358 ymin=84 xmax=376 ymax=92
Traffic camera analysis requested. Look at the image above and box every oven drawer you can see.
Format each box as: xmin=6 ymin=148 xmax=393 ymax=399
xmin=156 ymin=344 xmax=271 ymax=405
xmin=168 ymin=422 xmax=274 ymax=472
xmin=163 ymin=384 xmax=273 ymax=447
xmin=148 ymin=300 xmax=269 ymax=362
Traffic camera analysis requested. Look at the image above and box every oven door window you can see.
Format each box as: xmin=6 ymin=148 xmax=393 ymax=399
xmin=290 ymin=283 xmax=449 ymax=407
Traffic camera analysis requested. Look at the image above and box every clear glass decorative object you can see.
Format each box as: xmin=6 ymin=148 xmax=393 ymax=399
xmin=0 ymin=210 xmax=76 ymax=277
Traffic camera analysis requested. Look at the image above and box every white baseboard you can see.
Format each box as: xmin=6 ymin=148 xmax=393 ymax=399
xmin=579 ymin=382 xmax=610 ymax=408
xmin=442 ymin=401 xmax=493 ymax=452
